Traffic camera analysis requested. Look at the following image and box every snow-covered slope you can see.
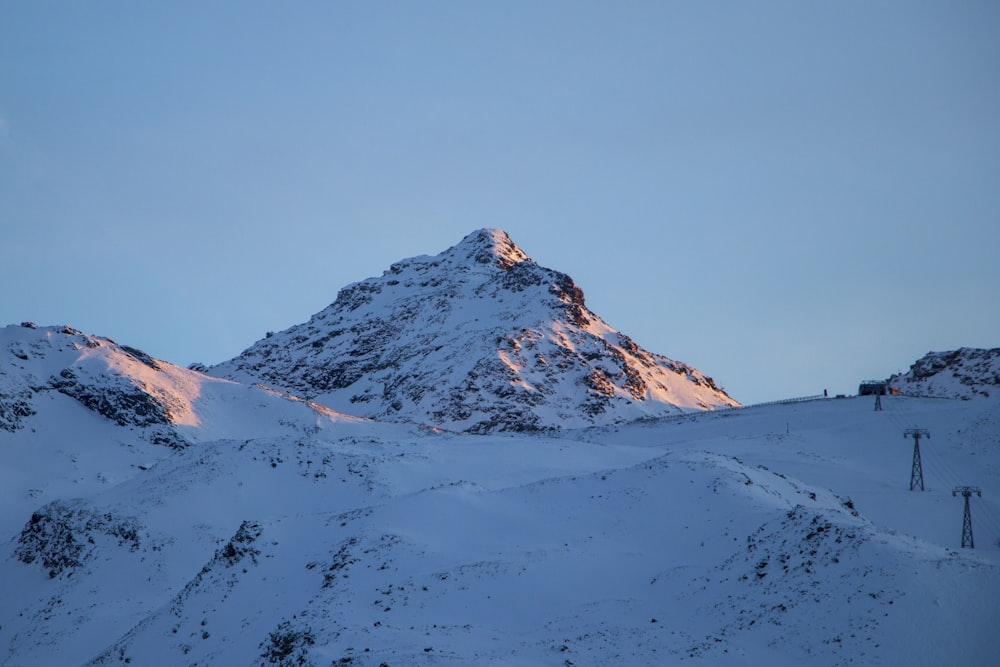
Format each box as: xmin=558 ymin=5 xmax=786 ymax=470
xmin=2 ymin=393 xmax=998 ymax=666
xmin=1 ymin=323 xmax=189 ymax=447
xmin=211 ymin=229 xmax=738 ymax=432
xmin=888 ymin=347 xmax=1000 ymax=399
xmin=0 ymin=323 xmax=371 ymax=537
xmin=3 ymin=284 xmax=998 ymax=665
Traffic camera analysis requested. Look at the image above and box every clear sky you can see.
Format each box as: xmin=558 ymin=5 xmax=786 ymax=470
xmin=2 ymin=1 xmax=998 ymax=405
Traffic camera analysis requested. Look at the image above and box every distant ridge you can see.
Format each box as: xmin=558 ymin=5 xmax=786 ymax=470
xmin=211 ymin=229 xmax=738 ymax=432
xmin=0 ymin=322 xmax=365 ymax=445
xmin=0 ymin=323 xmax=191 ymax=447
xmin=888 ymin=347 xmax=1000 ymax=399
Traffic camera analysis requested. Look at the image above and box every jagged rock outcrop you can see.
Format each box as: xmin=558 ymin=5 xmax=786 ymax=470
xmin=212 ymin=229 xmax=738 ymax=432
xmin=888 ymin=347 xmax=1000 ymax=399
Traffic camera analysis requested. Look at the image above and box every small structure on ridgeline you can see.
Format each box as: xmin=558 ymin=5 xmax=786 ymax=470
xmin=858 ymin=381 xmax=887 ymax=396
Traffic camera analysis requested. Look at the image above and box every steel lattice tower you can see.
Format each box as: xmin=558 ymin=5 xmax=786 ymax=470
xmin=953 ymin=486 xmax=982 ymax=548
xmin=904 ymin=428 xmax=929 ymax=491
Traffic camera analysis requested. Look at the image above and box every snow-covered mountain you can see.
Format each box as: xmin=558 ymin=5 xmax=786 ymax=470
xmin=3 ymin=380 xmax=999 ymax=666
xmin=888 ymin=347 xmax=1000 ymax=399
xmin=3 ymin=263 xmax=1000 ymax=665
xmin=0 ymin=323 xmax=372 ymax=537
xmin=211 ymin=229 xmax=738 ymax=432
xmin=1 ymin=323 xmax=184 ymax=445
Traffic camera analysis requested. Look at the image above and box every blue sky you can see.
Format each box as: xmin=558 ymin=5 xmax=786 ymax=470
xmin=2 ymin=2 xmax=998 ymax=404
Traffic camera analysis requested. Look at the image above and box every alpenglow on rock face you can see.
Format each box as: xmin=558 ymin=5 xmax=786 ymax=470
xmin=211 ymin=229 xmax=738 ymax=432
xmin=0 ymin=324 xmax=191 ymax=447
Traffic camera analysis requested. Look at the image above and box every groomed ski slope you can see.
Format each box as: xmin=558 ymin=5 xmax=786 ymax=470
xmin=2 ymin=391 xmax=997 ymax=666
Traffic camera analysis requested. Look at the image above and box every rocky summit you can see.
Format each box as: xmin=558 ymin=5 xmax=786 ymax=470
xmin=211 ymin=229 xmax=738 ymax=432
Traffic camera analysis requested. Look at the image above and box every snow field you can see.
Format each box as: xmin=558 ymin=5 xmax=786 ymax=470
xmin=3 ymin=393 xmax=997 ymax=665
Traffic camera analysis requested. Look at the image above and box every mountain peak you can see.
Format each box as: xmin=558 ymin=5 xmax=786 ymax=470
xmin=451 ymin=228 xmax=531 ymax=271
xmin=212 ymin=230 xmax=737 ymax=431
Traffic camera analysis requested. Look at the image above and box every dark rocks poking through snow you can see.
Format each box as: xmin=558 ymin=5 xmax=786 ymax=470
xmin=888 ymin=347 xmax=1000 ymax=399
xmin=15 ymin=500 xmax=142 ymax=578
xmin=211 ymin=228 xmax=738 ymax=432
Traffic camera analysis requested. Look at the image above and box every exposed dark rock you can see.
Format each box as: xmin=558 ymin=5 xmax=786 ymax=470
xmin=0 ymin=388 xmax=36 ymax=432
xmin=216 ymin=520 xmax=263 ymax=568
xmin=15 ymin=500 xmax=142 ymax=578
xmin=120 ymin=346 xmax=160 ymax=370
xmin=259 ymin=620 xmax=316 ymax=666
xmin=888 ymin=347 xmax=1000 ymax=399
xmin=49 ymin=368 xmax=170 ymax=428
